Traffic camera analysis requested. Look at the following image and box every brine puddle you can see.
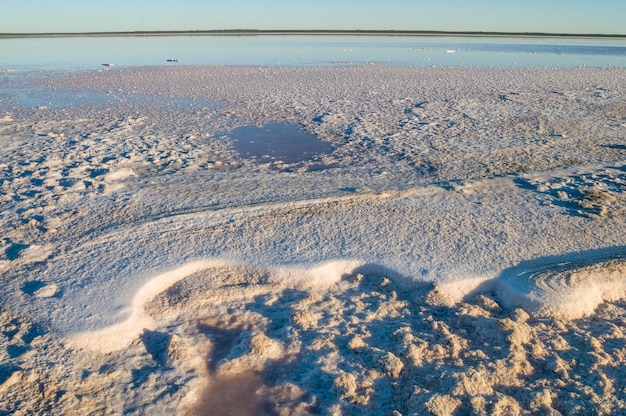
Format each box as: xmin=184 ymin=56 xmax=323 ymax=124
xmin=229 ymin=122 xmax=334 ymax=165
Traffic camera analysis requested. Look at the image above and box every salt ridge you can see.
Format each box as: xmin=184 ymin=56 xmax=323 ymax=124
xmin=69 ymin=258 xmax=364 ymax=353
xmin=496 ymin=249 xmax=626 ymax=319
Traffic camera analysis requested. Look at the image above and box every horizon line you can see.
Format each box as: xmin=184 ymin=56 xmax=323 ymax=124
xmin=2 ymin=29 xmax=626 ymax=39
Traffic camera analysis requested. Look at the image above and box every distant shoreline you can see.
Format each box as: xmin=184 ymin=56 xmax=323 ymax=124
xmin=1 ymin=29 xmax=626 ymax=40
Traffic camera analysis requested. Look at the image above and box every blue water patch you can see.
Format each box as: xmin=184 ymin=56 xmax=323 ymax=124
xmin=229 ymin=122 xmax=334 ymax=164
xmin=468 ymin=42 xmax=626 ymax=57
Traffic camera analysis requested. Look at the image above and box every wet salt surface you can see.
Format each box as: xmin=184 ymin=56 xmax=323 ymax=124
xmin=1 ymin=65 xmax=626 ymax=415
xmin=0 ymin=86 xmax=220 ymax=110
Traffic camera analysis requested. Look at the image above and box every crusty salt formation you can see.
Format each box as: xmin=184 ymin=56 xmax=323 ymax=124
xmin=1 ymin=65 xmax=625 ymax=414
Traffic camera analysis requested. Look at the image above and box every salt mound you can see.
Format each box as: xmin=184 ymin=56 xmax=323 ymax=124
xmin=32 ymin=283 xmax=59 ymax=298
xmin=68 ymin=258 xmax=364 ymax=353
xmin=104 ymin=168 xmax=135 ymax=182
xmin=496 ymin=251 xmax=626 ymax=319
xmin=67 ymin=259 xmax=233 ymax=352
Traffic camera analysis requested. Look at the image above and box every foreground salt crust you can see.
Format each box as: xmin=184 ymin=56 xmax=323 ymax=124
xmin=68 ymin=258 xmax=363 ymax=353
xmin=69 ymin=252 xmax=626 ymax=355
xmin=1 ymin=65 xmax=626 ymax=415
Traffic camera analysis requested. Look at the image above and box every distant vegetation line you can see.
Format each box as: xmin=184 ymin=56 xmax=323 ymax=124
xmin=1 ymin=29 xmax=625 ymax=39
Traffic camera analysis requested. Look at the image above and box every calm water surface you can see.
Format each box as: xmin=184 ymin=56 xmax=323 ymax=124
xmin=2 ymin=34 xmax=626 ymax=70
xmin=229 ymin=122 xmax=334 ymax=165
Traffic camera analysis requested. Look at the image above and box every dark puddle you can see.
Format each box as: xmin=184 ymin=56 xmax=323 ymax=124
xmin=229 ymin=122 xmax=333 ymax=165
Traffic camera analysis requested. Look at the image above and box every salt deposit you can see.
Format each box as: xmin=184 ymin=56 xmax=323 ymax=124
xmin=1 ymin=65 xmax=625 ymax=415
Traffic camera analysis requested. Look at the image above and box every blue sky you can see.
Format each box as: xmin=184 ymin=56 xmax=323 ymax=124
xmin=1 ymin=0 xmax=624 ymax=34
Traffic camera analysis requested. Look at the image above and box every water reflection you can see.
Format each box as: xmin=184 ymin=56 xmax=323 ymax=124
xmin=229 ymin=122 xmax=334 ymax=165
xmin=1 ymin=35 xmax=625 ymax=70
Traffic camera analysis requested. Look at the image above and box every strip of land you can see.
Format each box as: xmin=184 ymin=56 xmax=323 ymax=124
xmin=1 ymin=29 xmax=625 ymax=39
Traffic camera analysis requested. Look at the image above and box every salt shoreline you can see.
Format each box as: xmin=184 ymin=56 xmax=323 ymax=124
xmin=2 ymin=30 xmax=625 ymax=39
xmin=1 ymin=65 xmax=625 ymax=414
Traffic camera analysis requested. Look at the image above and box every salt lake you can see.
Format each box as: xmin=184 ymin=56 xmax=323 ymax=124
xmin=2 ymin=34 xmax=626 ymax=70
xmin=2 ymin=33 xmax=626 ymax=415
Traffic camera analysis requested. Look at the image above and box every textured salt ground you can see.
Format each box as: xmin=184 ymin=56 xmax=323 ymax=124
xmin=4 ymin=263 xmax=626 ymax=415
xmin=1 ymin=66 xmax=626 ymax=414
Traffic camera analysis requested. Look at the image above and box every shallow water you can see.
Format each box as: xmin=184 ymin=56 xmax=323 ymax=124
xmin=2 ymin=34 xmax=626 ymax=70
xmin=229 ymin=122 xmax=334 ymax=165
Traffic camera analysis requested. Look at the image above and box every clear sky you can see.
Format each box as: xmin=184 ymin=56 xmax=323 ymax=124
xmin=1 ymin=0 xmax=625 ymax=35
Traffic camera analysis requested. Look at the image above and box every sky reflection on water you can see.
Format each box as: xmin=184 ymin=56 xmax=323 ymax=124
xmin=2 ymin=35 xmax=626 ymax=70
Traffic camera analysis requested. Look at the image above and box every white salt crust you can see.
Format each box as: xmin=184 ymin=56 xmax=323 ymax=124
xmin=1 ymin=66 xmax=625 ymax=415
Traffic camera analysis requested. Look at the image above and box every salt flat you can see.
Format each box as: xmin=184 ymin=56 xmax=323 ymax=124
xmin=1 ymin=65 xmax=625 ymax=415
